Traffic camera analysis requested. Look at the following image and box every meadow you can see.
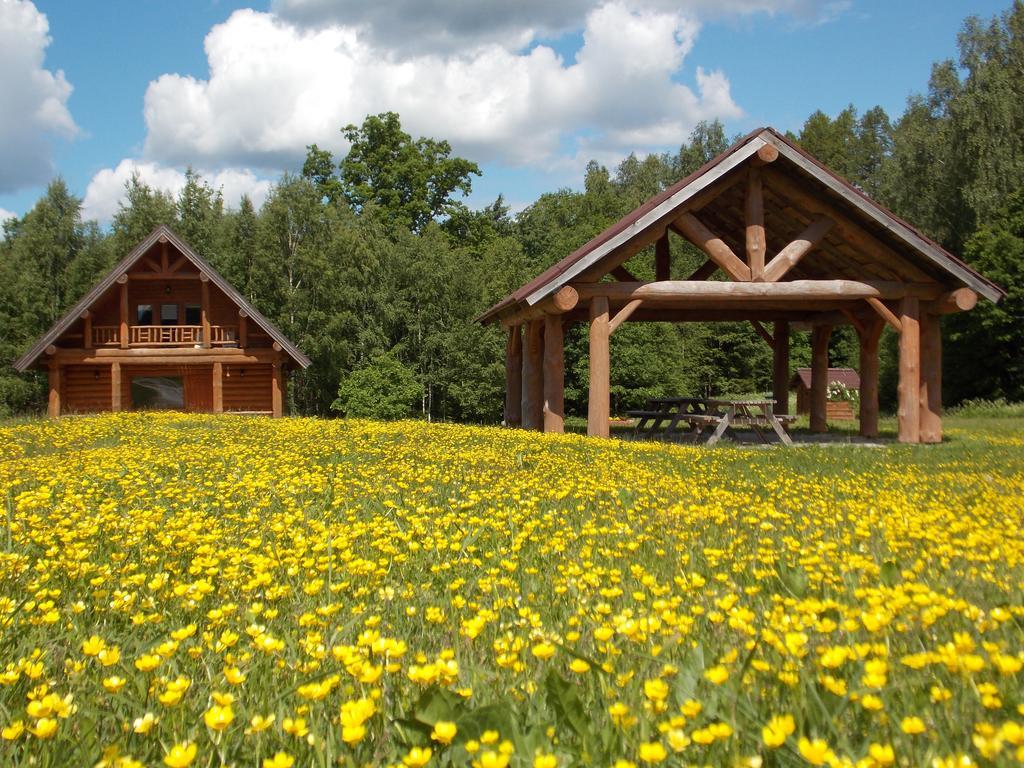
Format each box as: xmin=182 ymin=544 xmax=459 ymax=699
xmin=0 ymin=413 xmax=1022 ymax=768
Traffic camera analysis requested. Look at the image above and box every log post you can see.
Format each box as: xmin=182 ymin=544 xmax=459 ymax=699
xmin=919 ymin=310 xmax=942 ymax=443
xmin=82 ymin=311 xmax=92 ymax=350
xmin=47 ymin=361 xmax=61 ymax=419
xmin=111 ymin=361 xmax=122 ymax=413
xmin=521 ymin=319 xmax=544 ymax=430
xmin=238 ymin=311 xmax=248 ymax=349
xmin=543 ymin=314 xmax=564 ymax=433
xmin=212 ymin=362 xmax=224 ymax=414
xmin=271 ymin=360 xmax=284 ymax=418
xmin=119 ymin=277 xmax=129 ymax=349
xmin=897 ymin=296 xmax=921 ymax=443
xmin=588 ymin=297 xmax=611 ymax=438
xmin=772 ymin=320 xmax=789 ymax=415
xmin=857 ymin=319 xmax=884 ymax=438
xmin=504 ymin=325 xmax=523 ymax=426
xmin=200 ymin=274 xmax=211 ymax=349
xmin=810 ymin=324 xmax=831 ymax=433
xmin=655 ymin=233 xmax=670 ymax=281
xmin=746 ymin=165 xmax=765 ymax=280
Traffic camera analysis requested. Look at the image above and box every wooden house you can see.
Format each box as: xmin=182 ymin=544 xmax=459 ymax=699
xmin=14 ymin=226 xmax=310 ymax=417
xmin=478 ymin=127 xmax=1004 ymax=444
xmin=791 ymin=367 xmax=860 ymax=420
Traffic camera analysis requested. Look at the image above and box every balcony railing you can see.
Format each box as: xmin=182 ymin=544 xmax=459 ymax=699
xmin=92 ymin=325 xmax=238 ymax=347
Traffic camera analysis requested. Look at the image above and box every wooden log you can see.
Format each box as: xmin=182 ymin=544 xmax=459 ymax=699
xmin=686 ymin=260 xmax=719 ymax=282
xmin=543 ymin=314 xmax=564 ymax=433
xmin=655 ymin=232 xmax=671 ymax=281
xmin=238 ymin=313 xmax=248 ymax=348
xmin=521 ymin=319 xmax=544 ymax=430
xmin=83 ymin=310 xmax=92 ymax=350
xmin=213 ymin=362 xmax=224 ymax=414
xmin=271 ymin=361 xmax=284 ymax=418
xmin=772 ymin=320 xmax=790 ymax=415
xmin=505 ymin=325 xmax=523 ymax=426
xmin=749 ymin=320 xmax=774 ymax=347
xmin=111 ymin=361 xmax=122 ymax=412
xmin=919 ymin=312 xmax=942 ymax=443
xmin=762 ymin=215 xmax=835 ymax=283
xmin=857 ymin=319 xmax=883 ymax=437
xmin=48 ymin=362 xmax=61 ymax=419
xmin=810 ymin=325 xmax=831 ymax=433
xmin=498 ymin=286 xmax=579 ymax=327
xmin=161 ymin=241 xmax=169 ymax=272
xmin=928 ymin=288 xmax=978 ymax=315
xmin=612 ymin=265 xmax=638 ymax=282
xmin=745 ymin=166 xmax=766 ymax=280
xmin=572 ymin=279 xmax=922 ymax=304
xmin=753 ymin=144 xmax=779 ymax=165
xmin=865 ymin=296 xmax=902 ymax=332
xmin=588 ymin=296 xmax=610 ymax=438
xmin=201 ymin=278 xmax=211 ymax=349
xmin=671 ymin=213 xmax=752 ymax=282
xmin=119 ymin=280 xmax=129 ymax=350
xmin=897 ymin=296 xmax=921 ymax=443
xmin=609 ymin=299 xmax=643 ymax=334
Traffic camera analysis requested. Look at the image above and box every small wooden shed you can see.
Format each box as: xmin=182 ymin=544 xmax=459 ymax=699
xmin=791 ymin=367 xmax=860 ymax=420
xmin=14 ymin=225 xmax=310 ymax=417
xmin=477 ymin=127 xmax=1005 ymax=444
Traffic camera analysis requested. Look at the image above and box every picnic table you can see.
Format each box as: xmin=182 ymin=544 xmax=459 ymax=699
xmin=626 ymin=397 xmax=795 ymax=446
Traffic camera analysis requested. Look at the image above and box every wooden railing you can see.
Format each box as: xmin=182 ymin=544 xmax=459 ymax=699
xmin=92 ymin=325 xmax=238 ymax=347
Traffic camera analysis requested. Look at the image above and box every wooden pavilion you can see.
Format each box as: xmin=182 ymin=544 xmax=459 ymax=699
xmin=478 ymin=128 xmax=1004 ymax=443
xmin=14 ymin=225 xmax=310 ymax=417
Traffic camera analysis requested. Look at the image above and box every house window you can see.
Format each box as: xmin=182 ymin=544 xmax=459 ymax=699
xmin=161 ymin=303 xmax=179 ymax=326
xmin=137 ymin=304 xmax=153 ymax=325
xmin=184 ymin=304 xmax=202 ymax=325
xmin=130 ymin=376 xmax=184 ymax=410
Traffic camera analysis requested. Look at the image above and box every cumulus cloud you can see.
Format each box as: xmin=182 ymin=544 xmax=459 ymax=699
xmin=141 ymin=3 xmax=742 ymax=173
xmin=82 ymin=160 xmax=272 ymax=224
xmin=271 ymin=0 xmax=847 ymax=55
xmin=0 ymin=207 xmax=16 ymax=223
xmin=0 ymin=0 xmax=77 ymax=193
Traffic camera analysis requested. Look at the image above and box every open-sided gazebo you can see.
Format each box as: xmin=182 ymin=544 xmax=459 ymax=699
xmin=478 ymin=128 xmax=1004 ymax=444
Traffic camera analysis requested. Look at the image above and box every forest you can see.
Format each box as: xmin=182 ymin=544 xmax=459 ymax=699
xmin=1 ymin=3 xmax=1021 ymax=421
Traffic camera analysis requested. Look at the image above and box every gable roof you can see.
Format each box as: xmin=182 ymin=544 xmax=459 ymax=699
xmin=791 ymin=367 xmax=860 ymax=390
xmin=478 ymin=127 xmax=1004 ymax=324
xmin=14 ymin=225 xmax=311 ymax=372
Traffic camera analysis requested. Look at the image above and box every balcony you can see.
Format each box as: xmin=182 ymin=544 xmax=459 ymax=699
xmin=93 ymin=325 xmax=238 ymax=347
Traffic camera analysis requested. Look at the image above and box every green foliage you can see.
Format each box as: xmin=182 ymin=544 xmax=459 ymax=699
xmin=331 ymin=353 xmax=421 ymax=419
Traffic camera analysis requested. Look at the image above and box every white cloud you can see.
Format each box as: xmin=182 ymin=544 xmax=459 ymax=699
xmin=0 ymin=206 xmax=16 ymax=223
xmin=82 ymin=159 xmax=272 ymax=224
xmin=141 ymin=3 xmax=744 ymax=174
xmin=0 ymin=0 xmax=77 ymax=193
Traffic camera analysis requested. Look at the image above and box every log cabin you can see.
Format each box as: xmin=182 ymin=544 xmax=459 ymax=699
xmin=791 ymin=367 xmax=860 ymax=421
xmin=14 ymin=225 xmax=310 ymax=417
xmin=478 ymin=127 xmax=1005 ymax=444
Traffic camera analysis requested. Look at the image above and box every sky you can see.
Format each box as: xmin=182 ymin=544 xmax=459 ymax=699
xmin=0 ymin=0 xmax=1011 ymax=225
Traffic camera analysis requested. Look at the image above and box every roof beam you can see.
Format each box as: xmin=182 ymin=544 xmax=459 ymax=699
xmin=745 ymin=166 xmax=765 ymax=280
xmin=671 ymin=213 xmax=752 ymax=282
xmin=762 ymin=215 xmax=835 ymax=282
xmin=572 ymin=279 xmax=942 ymax=304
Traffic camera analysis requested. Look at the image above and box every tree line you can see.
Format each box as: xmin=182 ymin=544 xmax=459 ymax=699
xmin=1 ymin=3 xmax=1021 ymax=419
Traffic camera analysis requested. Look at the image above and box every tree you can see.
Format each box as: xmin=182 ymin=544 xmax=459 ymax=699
xmin=110 ymin=174 xmax=177 ymax=256
xmin=332 ymin=353 xmax=421 ymax=419
xmin=302 ymin=144 xmax=343 ymax=203
xmin=340 ymin=112 xmax=481 ymax=232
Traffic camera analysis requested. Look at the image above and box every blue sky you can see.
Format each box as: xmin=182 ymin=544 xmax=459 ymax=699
xmin=0 ymin=0 xmax=1011 ymax=223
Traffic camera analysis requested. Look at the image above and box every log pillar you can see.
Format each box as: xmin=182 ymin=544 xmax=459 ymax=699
xmin=746 ymin=165 xmax=766 ymax=280
xmin=238 ymin=311 xmax=248 ymax=349
xmin=200 ymin=274 xmax=212 ymax=349
xmin=111 ymin=362 xmax=122 ymax=413
xmin=897 ymin=297 xmax=921 ymax=443
xmin=271 ymin=360 xmax=284 ymax=418
xmin=504 ymin=325 xmax=523 ymax=426
xmin=543 ymin=314 xmax=564 ymax=433
xmin=118 ymin=277 xmax=129 ymax=349
xmin=47 ymin=361 xmax=61 ymax=419
xmin=857 ymin=319 xmax=884 ymax=438
xmin=919 ymin=310 xmax=942 ymax=444
xmin=810 ymin=324 xmax=832 ymax=433
xmin=82 ymin=311 xmax=92 ymax=350
xmin=771 ymin=320 xmax=789 ymax=415
xmin=212 ymin=362 xmax=224 ymax=414
xmin=521 ymin=319 xmax=544 ymax=430
xmin=655 ymin=233 xmax=670 ymax=281
xmin=588 ymin=297 xmax=611 ymax=438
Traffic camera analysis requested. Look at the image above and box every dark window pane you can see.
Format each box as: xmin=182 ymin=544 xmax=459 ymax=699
xmin=137 ymin=304 xmax=153 ymax=325
xmin=184 ymin=304 xmax=201 ymax=325
xmin=130 ymin=376 xmax=184 ymax=410
xmin=161 ymin=304 xmax=178 ymax=325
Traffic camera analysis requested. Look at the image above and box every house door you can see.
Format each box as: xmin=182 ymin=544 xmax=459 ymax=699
xmin=185 ymin=367 xmax=213 ymax=412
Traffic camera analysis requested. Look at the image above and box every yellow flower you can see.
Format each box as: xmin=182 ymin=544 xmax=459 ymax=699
xmin=29 ymin=718 xmax=58 ymax=739
xmin=402 ymin=746 xmax=432 ymax=767
xmin=901 ymin=717 xmax=926 ymax=735
xmin=569 ymin=658 xmax=590 ymax=673
xmin=163 ymin=742 xmax=197 ymax=768
xmin=135 ymin=654 xmax=161 ymax=673
xmin=97 ymin=647 xmax=121 ymax=667
xmin=638 ymin=742 xmax=667 ymax=763
xmin=133 ymin=712 xmax=158 ymax=734
xmin=797 ymin=737 xmax=834 ymax=766
xmin=204 ymin=703 xmax=234 ymax=731
xmin=262 ymin=752 xmax=295 ymax=768
xmin=704 ymin=665 xmax=729 ymax=685
xmin=82 ymin=636 xmax=106 ymax=656
xmin=534 ymin=753 xmax=558 ymax=768
xmin=283 ymin=717 xmax=309 ymax=738
xmin=2 ymin=721 xmax=25 ymax=740
xmin=868 ymin=743 xmax=895 ymax=766
xmin=102 ymin=676 xmax=126 ymax=693
xmin=430 ymin=720 xmax=457 ymax=745
xmin=224 ymin=666 xmax=247 ymax=685
xmin=342 ymin=724 xmax=366 ymax=744
xmin=246 ymin=714 xmax=276 ymax=734
xmin=762 ymin=714 xmax=795 ymax=748
xmin=531 ymin=642 xmax=556 ymax=660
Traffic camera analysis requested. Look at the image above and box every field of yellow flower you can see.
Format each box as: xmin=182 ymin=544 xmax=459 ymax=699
xmin=1 ymin=412 xmax=1023 ymax=768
